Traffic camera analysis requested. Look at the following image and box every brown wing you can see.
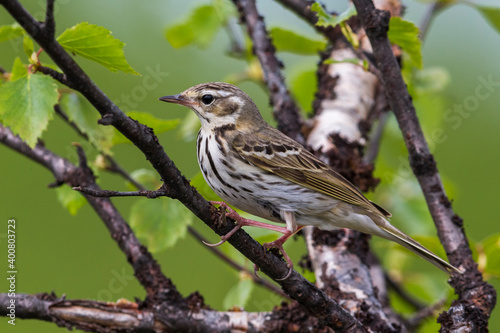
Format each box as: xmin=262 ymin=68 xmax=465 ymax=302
xmin=233 ymin=128 xmax=391 ymax=218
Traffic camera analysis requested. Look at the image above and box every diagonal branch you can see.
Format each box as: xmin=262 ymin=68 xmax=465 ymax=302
xmin=351 ymin=0 xmax=496 ymax=331
xmin=232 ymin=0 xmax=304 ymax=142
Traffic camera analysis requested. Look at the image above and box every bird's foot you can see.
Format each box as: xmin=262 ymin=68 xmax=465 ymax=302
xmin=263 ymin=233 xmax=294 ymax=281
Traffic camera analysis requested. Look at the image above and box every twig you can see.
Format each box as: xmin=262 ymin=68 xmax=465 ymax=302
xmin=1 ymin=1 xmax=365 ymax=329
xmin=73 ymin=186 xmax=168 ymax=198
xmin=232 ymin=0 xmax=304 ymax=142
xmin=351 ymin=0 xmax=496 ymax=330
xmin=37 ymin=65 xmax=76 ymax=89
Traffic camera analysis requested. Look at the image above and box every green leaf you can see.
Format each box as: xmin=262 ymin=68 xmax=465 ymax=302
xmin=57 ymin=22 xmax=139 ymax=75
xmin=270 ymin=27 xmax=326 ymax=55
xmin=10 ymin=57 xmax=27 ymax=81
xmin=129 ymin=198 xmax=192 ymax=252
xmin=60 ymin=92 xmax=115 ymax=154
xmin=165 ymin=5 xmax=224 ymax=49
xmin=0 ymin=23 xmax=24 ymax=43
xmin=112 ymin=111 xmax=180 ymax=145
xmin=56 ymin=185 xmax=87 ymax=215
xmin=473 ymin=5 xmax=500 ymax=34
xmin=311 ymin=3 xmax=357 ymax=28
xmin=23 ymin=35 xmax=34 ymax=61
xmin=470 ymin=3 xmax=500 ymax=33
xmin=0 ymin=73 xmax=58 ymax=147
xmin=222 ymin=275 xmax=254 ymax=309
xmin=388 ymin=17 xmax=422 ymax=69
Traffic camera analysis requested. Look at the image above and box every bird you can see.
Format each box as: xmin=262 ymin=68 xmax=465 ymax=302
xmin=159 ymin=82 xmax=462 ymax=279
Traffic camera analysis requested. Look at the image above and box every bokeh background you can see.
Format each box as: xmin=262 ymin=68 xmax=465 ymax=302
xmin=1 ymin=0 xmax=499 ymax=331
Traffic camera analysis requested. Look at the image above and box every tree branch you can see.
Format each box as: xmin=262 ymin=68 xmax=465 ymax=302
xmin=351 ymin=0 xmax=496 ymax=330
xmin=0 ymin=293 xmax=283 ymax=332
xmin=232 ymin=0 xmax=304 ymax=142
xmin=0 ymin=0 xmax=365 ymax=329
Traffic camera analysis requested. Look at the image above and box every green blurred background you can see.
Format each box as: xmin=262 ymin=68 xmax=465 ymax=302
xmin=1 ymin=0 xmax=499 ymax=332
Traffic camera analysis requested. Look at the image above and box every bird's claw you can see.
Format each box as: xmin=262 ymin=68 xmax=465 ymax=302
xmin=263 ymin=240 xmax=294 ymax=281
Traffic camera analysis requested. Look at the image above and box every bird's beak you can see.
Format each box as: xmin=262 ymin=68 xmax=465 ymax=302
xmin=158 ymin=94 xmax=197 ymax=107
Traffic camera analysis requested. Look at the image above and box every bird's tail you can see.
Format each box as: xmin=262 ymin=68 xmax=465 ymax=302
xmin=376 ymin=218 xmax=463 ymax=275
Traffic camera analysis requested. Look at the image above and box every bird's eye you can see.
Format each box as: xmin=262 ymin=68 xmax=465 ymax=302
xmin=201 ymin=94 xmax=214 ymax=105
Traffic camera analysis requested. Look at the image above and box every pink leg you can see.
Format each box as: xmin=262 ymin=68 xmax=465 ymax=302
xmin=207 ymin=201 xmax=303 ymax=280
xmin=204 ymin=201 xmax=289 ymax=248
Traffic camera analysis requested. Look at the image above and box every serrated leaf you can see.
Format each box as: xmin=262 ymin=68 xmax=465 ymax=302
xmin=129 ymin=198 xmax=192 ymax=252
xmin=23 ymin=35 xmax=34 ymax=61
xmin=10 ymin=57 xmax=27 ymax=81
xmin=0 ymin=73 xmax=58 ymax=147
xmin=113 ymin=111 xmax=180 ymax=145
xmin=388 ymin=17 xmax=422 ymax=69
xmin=0 ymin=23 xmax=24 ymax=43
xmin=60 ymin=92 xmax=115 ymax=154
xmin=270 ymin=27 xmax=326 ymax=55
xmin=165 ymin=5 xmax=223 ymax=49
xmin=222 ymin=276 xmax=254 ymax=309
xmin=311 ymin=3 xmax=357 ymax=28
xmin=57 ymin=22 xmax=139 ymax=75
xmin=56 ymin=184 xmax=87 ymax=215
xmin=473 ymin=5 xmax=500 ymax=34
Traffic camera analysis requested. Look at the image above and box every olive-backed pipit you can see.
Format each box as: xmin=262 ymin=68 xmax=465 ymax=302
xmin=159 ymin=82 xmax=462 ymax=278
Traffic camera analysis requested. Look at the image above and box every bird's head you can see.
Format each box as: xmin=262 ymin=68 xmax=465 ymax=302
xmin=159 ymin=82 xmax=265 ymax=131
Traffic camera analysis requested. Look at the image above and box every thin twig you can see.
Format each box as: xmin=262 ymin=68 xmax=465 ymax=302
xmin=38 ymin=65 xmax=76 ymax=89
xmin=73 ymin=186 xmax=168 ymax=198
